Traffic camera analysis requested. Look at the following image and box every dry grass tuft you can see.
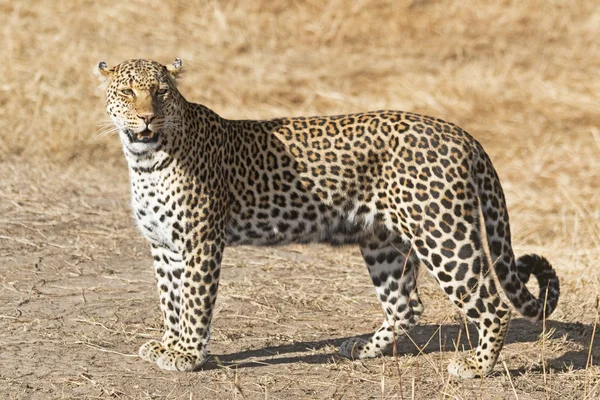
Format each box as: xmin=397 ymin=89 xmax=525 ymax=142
xmin=1 ymin=0 xmax=599 ymax=399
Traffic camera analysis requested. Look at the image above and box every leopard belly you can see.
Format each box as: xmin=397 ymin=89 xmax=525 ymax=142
xmin=225 ymin=200 xmax=389 ymax=246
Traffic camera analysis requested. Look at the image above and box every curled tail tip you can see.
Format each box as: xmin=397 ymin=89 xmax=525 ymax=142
xmin=516 ymin=253 xmax=560 ymax=319
xmin=516 ymin=253 xmax=552 ymax=269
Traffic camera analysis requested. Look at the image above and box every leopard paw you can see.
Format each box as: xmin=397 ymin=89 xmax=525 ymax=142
xmin=156 ymin=348 xmax=205 ymax=372
xmin=138 ymin=340 xmax=166 ymax=363
xmin=340 ymin=338 xmax=382 ymax=359
xmin=447 ymin=355 xmax=488 ymax=378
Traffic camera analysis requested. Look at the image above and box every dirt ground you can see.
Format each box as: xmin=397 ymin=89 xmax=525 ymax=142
xmin=2 ymin=0 xmax=600 ymax=399
xmin=0 ymin=159 xmax=599 ymax=400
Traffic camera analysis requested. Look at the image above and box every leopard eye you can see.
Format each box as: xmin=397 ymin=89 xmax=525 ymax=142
xmin=120 ymin=88 xmax=135 ymax=97
xmin=157 ymin=88 xmax=168 ymax=96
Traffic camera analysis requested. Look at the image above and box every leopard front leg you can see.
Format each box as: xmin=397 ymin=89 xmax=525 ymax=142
xmin=139 ymin=244 xmax=183 ymax=363
xmin=153 ymin=203 xmax=226 ymax=372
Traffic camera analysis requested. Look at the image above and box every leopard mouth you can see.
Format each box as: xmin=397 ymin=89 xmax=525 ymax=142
xmin=130 ymin=128 xmax=160 ymax=144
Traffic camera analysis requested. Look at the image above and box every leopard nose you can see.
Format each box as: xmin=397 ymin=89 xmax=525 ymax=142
xmin=138 ymin=113 xmax=155 ymax=125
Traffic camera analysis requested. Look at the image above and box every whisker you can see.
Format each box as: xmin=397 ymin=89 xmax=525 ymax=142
xmin=91 ymin=129 xmax=120 ymax=142
xmin=94 ymin=124 xmax=119 ymax=134
xmin=96 ymin=123 xmax=116 ymax=130
xmin=91 ymin=120 xmax=123 ymax=142
xmin=95 ymin=119 xmax=115 ymax=126
xmin=96 ymin=129 xmax=119 ymax=138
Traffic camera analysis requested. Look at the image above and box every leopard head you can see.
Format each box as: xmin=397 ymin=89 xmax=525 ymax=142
xmin=95 ymin=58 xmax=184 ymax=155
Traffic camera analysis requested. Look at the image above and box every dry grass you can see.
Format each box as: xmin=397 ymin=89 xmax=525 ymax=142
xmin=2 ymin=1 xmax=598 ymax=161
xmin=1 ymin=0 xmax=599 ymax=399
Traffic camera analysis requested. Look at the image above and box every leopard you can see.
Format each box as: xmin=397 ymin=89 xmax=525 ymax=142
xmin=95 ymin=58 xmax=560 ymax=378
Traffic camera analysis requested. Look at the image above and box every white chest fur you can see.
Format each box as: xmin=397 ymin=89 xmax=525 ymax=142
xmin=130 ymin=173 xmax=177 ymax=251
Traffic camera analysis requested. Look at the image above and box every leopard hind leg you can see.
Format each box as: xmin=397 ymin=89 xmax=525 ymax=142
xmin=340 ymin=234 xmax=424 ymax=359
xmin=411 ymin=196 xmax=511 ymax=378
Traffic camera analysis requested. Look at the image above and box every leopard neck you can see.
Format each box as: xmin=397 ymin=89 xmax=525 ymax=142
xmin=123 ymin=102 xmax=187 ymax=175
xmin=124 ymin=101 xmax=227 ymax=178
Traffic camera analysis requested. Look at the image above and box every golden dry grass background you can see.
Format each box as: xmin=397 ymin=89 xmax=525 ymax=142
xmin=1 ymin=0 xmax=600 ymax=398
xmin=2 ymin=0 xmax=599 ymax=281
xmin=2 ymin=0 xmax=598 ymax=160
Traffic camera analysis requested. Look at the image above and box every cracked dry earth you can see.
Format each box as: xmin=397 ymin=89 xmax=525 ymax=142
xmin=0 ymin=160 xmax=598 ymax=399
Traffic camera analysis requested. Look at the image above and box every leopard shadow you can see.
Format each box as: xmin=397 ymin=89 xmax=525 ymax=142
xmin=202 ymin=319 xmax=597 ymax=374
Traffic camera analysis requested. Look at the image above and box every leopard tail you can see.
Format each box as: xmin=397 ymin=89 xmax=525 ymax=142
xmin=474 ymin=146 xmax=560 ymax=320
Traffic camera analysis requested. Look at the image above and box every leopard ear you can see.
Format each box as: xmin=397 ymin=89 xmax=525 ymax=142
xmin=94 ymin=61 xmax=114 ymax=89
xmin=166 ymin=58 xmax=183 ymax=78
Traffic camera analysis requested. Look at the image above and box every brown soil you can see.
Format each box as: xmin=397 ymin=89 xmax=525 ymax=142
xmin=0 ymin=159 xmax=598 ymax=399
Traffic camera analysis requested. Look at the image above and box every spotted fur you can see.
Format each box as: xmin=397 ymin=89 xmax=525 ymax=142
xmin=96 ymin=59 xmax=560 ymax=378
